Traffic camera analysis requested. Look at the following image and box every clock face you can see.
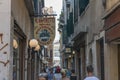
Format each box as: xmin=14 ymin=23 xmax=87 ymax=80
xmin=38 ymin=29 xmax=50 ymax=42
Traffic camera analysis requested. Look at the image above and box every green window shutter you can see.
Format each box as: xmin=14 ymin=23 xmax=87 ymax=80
xmin=62 ymin=25 xmax=68 ymax=44
xmin=79 ymin=0 xmax=89 ymax=15
xmin=69 ymin=12 xmax=74 ymax=34
xmin=66 ymin=12 xmax=74 ymax=37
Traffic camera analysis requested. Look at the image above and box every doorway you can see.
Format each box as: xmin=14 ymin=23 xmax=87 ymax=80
xmin=80 ymin=47 xmax=86 ymax=79
xmin=118 ymin=45 xmax=120 ymax=80
xmin=13 ymin=22 xmax=27 ymax=80
xmin=78 ymin=58 xmax=81 ymax=80
xmin=13 ymin=34 xmax=26 ymax=80
xmin=100 ymin=38 xmax=104 ymax=80
xmin=97 ymin=38 xmax=105 ymax=80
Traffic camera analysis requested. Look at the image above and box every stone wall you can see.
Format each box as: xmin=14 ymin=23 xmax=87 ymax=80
xmin=0 ymin=0 xmax=33 ymax=80
xmin=0 ymin=0 xmax=12 ymax=80
xmin=11 ymin=0 xmax=33 ymax=39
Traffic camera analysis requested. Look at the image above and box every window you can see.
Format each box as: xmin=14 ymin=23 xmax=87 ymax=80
xmin=79 ymin=0 xmax=89 ymax=15
xmin=74 ymin=0 xmax=79 ymax=22
xmin=14 ymin=22 xmax=27 ymax=80
xmin=13 ymin=48 xmax=19 ymax=80
xmin=13 ymin=33 xmax=20 ymax=80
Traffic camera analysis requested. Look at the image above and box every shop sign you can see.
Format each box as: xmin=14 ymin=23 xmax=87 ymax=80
xmin=65 ymin=47 xmax=72 ymax=53
xmin=34 ymin=17 xmax=55 ymax=45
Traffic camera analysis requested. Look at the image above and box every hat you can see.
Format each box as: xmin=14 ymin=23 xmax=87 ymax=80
xmin=61 ymin=69 xmax=66 ymax=74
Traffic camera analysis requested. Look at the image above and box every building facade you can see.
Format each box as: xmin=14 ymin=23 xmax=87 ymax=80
xmin=59 ymin=0 xmax=106 ymax=80
xmin=50 ymin=0 xmax=120 ymax=80
xmin=53 ymin=41 xmax=61 ymax=67
xmin=73 ymin=0 xmax=105 ymax=80
xmin=0 ymin=0 xmax=44 ymax=80
xmin=104 ymin=0 xmax=120 ymax=80
xmin=58 ymin=0 xmax=74 ymax=69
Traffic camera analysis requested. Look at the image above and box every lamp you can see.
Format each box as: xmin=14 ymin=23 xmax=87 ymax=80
xmin=34 ymin=45 xmax=40 ymax=51
xmin=29 ymin=39 xmax=38 ymax=48
xmin=28 ymin=39 xmax=38 ymax=60
xmin=69 ymin=55 xmax=71 ymax=58
xmin=72 ymin=51 xmax=75 ymax=54
xmin=13 ymin=39 xmax=18 ymax=49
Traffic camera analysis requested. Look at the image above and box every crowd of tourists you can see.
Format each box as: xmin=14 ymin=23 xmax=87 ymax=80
xmin=38 ymin=66 xmax=74 ymax=80
xmin=38 ymin=65 xmax=99 ymax=80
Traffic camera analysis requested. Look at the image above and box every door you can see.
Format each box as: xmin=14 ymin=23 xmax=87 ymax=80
xmin=97 ymin=38 xmax=105 ymax=80
xmin=78 ymin=58 xmax=81 ymax=80
xmin=14 ymin=22 xmax=27 ymax=80
xmin=99 ymin=38 xmax=105 ymax=80
xmin=118 ymin=45 xmax=120 ymax=80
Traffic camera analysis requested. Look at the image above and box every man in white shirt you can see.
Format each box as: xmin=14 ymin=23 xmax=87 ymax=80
xmin=84 ymin=65 xmax=99 ymax=80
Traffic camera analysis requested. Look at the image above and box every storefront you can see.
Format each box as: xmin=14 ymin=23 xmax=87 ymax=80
xmin=104 ymin=6 xmax=120 ymax=80
xmin=72 ymin=34 xmax=86 ymax=80
xmin=96 ymin=38 xmax=105 ymax=80
xmin=13 ymin=22 xmax=27 ymax=80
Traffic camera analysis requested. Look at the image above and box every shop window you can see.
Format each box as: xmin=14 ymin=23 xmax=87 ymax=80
xmin=14 ymin=21 xmax=27 ymax=80
xmin=13 ymin=38 xmax=20 ymax=80
xmin=13 ymin=49 xmax=18 ymax=80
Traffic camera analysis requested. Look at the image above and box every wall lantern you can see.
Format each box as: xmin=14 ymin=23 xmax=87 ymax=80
xmin=29 ymin=39 xmax=38 ymax=48
xmin=69 ymin=55 xmax=71 ymax=58
xmin=13 ymin=39 xmax=18 ymax=49
xmin=34 ymin=45 xmax=40 ymax=51
xmin=72 ymin=51 xmax=75 ymax=54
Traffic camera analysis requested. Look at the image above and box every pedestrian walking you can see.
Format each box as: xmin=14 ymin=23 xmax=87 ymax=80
xmin=48 ymin=69 xmax=54 ymax=80
xmin=66 ymin=68 xmax=71 ymax=78
xmin=84 ymin=65 xmax=99 ymax=80
xmin=53 ymin=68 xmax=62 ymax=80
xmin=61 ymin=70 xmax=70 ymax=80
xmin=70 ymin=69 xmax=76 ymax=80
xmin=53 ymin=67 xmax=56 ymax=74
xmin=39 ymin=68 xmax=48 ymax=80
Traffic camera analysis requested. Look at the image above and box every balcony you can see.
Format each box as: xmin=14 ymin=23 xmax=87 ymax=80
xmin=72 ymin=24 xmax=88 ymax=41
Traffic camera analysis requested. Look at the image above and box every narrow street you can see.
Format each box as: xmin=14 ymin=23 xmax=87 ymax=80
xmin=0 ymin=0 xmax=120 ymax=80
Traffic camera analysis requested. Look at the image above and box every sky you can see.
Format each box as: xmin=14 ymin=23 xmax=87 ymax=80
xmin=44 ymin=0 xmax=62 ymax=42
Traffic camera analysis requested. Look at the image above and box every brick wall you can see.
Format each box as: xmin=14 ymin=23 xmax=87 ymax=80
xmin=105 ymin=7 xmax=120 ymax=30
xmin=105 ymin=7 xmax=120 ymax=42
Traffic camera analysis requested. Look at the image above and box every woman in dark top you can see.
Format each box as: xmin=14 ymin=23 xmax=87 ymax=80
xmin=70 ymin=70 xmax=77 ymax=80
